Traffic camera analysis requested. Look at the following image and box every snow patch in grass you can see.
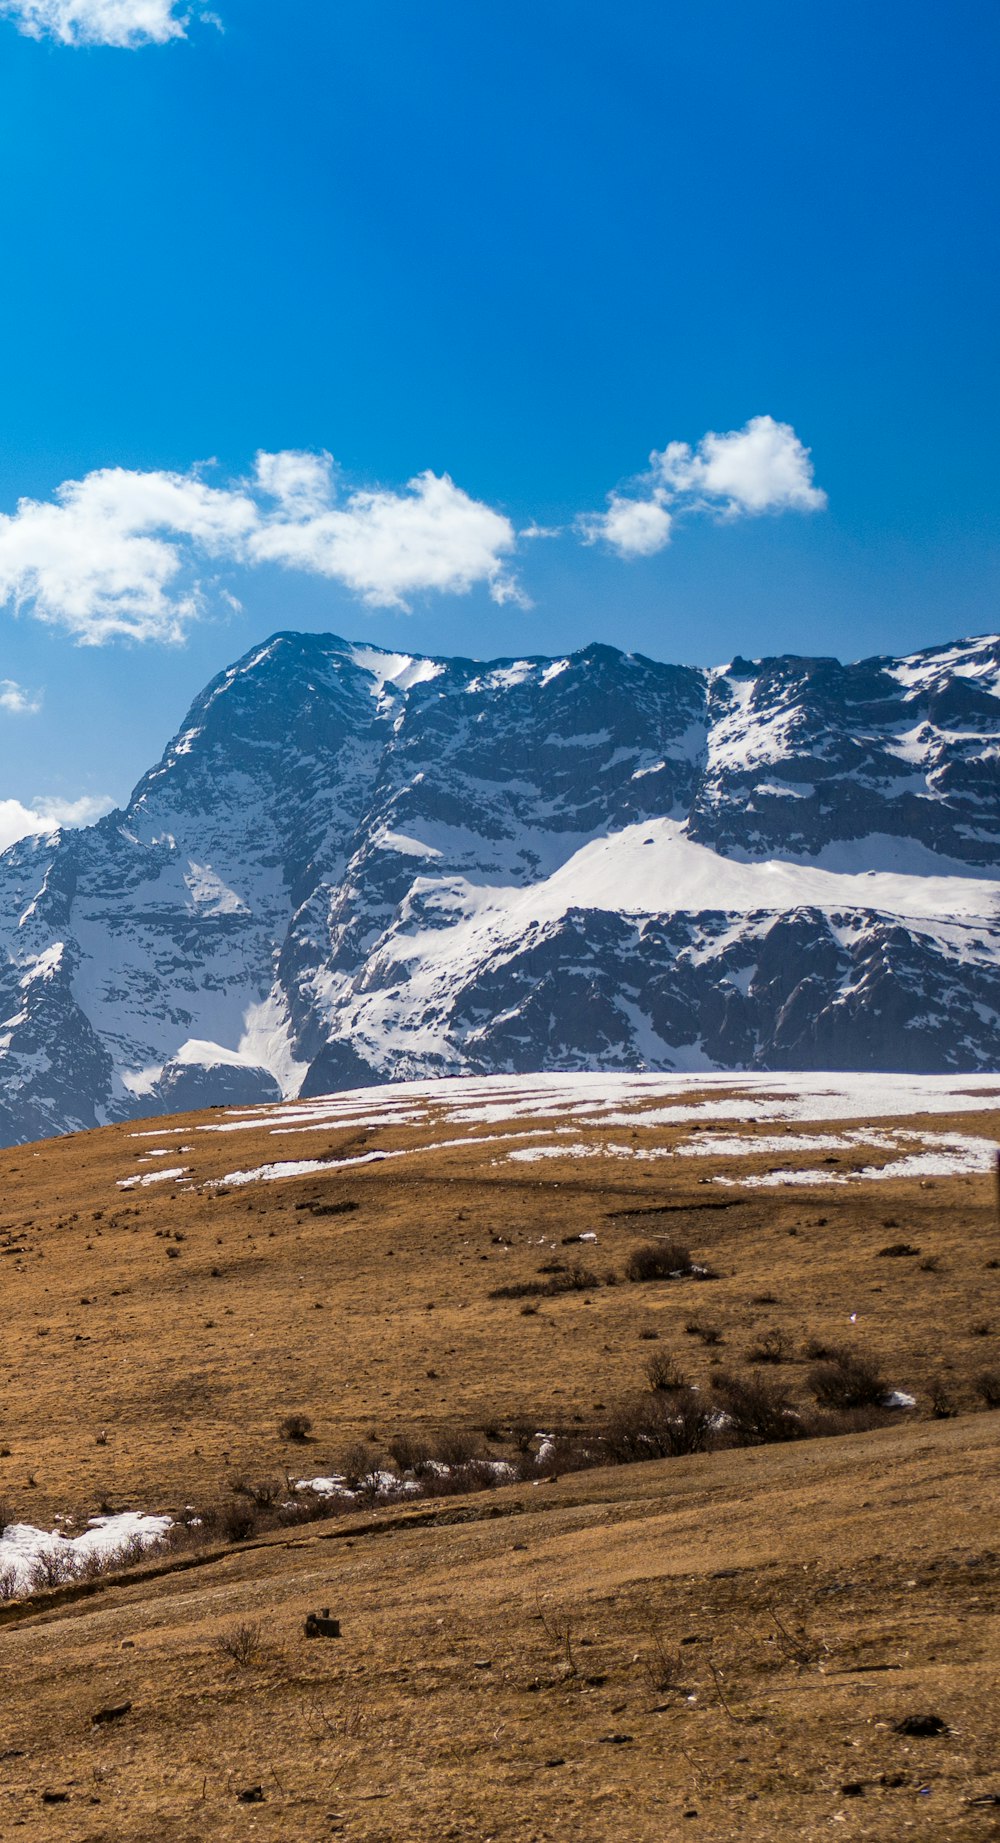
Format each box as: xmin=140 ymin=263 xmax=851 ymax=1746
xmin=117 ymin=1167 xmax=188 ymax=1189
xmin=0 ymin=1512 xmax=172 ymax=1597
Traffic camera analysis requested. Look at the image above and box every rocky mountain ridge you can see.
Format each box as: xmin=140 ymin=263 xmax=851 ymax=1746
xmin=1 ymin=627 xmax=998 ymax=1143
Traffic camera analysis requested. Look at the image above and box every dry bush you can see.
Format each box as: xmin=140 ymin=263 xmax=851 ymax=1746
xmin=603 ymin=1388 xmax=714 ymax=1463
xmin=533 ymin=1433 xmax=598 ymax=1478
xmin=278 ymin=1413 xmax=312 ymax=1443
xmin=929 ymin=1378 xmax=958 ymax=1419
xmin=975 ymin=1369 xmax=1000 ymax=1409
xmin=625 ymin=1241 xmax=694 ymax=1283
xmin=490 ymin=1262 xmax=601 ymax=1300
xmin=744 ymin=1328 xmax=790 ymax=1365
xmin=433 ymin=1428 xmax=484 ymax=1467
xmin=645 ymin=1351 xmax=688 ymax=1393
xmin=339 ymin=1442 xmax=384 ymax=1494
xmin=205 ymin=1497 xmax=265 ymax=1544
xmin=233 ymin=1477 xmax=283 ymax=1510
xmin=387 ymin=1431 xmax=434 ymax=1474
xmin=0 ymin=1564 xmax=19 ymax=1602
xmin=877 ymin=1242 xmax=920 ymax=1258
xmin=712 ymin=1370 xmax=804 ymax=1445
xmin=29 ymin=1551 xmax=72 ymax=1591
xmin=215 ymin=1620 xmax=264 ymax=1667
xmin=807 ymin=1345 xmax=887 ymax=1409
xmin=685 ymin=1319 xmax=723 ymax=1346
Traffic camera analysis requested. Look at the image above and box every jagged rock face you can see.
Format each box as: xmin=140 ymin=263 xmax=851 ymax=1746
xmin=0 ymin=629 xmax=998 ymax=1143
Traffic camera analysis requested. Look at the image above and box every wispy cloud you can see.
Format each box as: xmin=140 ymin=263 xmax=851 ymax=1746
xmin=0 ymin=678 xmax=42 ymax=714
xmin=0 ymin=0 xmax=200 ymax=46
xmin=580 ymin=415 xmax=827 ymax=559
xmin=0 ymin=792 xmax=114 ymax=856
xmin=0 ymin=453 xmax=522 ymax=644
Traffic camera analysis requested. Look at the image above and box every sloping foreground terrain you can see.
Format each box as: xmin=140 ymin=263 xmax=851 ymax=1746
xmin=1 ymin=629 xmax=999 ymax=1144
xmin=0 ymin=1071 xmax=998 ymax=1839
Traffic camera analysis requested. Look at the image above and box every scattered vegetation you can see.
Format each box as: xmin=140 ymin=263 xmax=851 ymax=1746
xmin=807 ymin=1345 xmax=888 ymax=1410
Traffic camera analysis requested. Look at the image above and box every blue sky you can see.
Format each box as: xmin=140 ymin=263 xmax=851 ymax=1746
xmin=0 ymin=0 xmax=997 ymax=840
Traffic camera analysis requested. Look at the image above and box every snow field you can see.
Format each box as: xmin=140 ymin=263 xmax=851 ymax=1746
xmin=186 ymin=1070 xmax=1000 ymax=1192
xmin=0 ymin=1512 xmax=172 ymax=1598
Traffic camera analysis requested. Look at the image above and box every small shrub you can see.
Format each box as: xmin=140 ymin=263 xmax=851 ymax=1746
xmin=929 ymin=1379 xmax=958 ymax=1419
xmin=0 ymin=1564 xmax=19 ymax=1602
xmin=233 ymin=1478 xmax=283 ymax=1511
xmin=808 ymin=1345 xmax=887 ymax=1410
xmin=877 ymin=1242 xmax=920 ymax=1258
xmin=387 ymin=1432 xmax=433 ymax=1474
xmin=975 ymin=1369 xmax=1000 ymax=1409
xmin=339 ymin=1442 xmax=383 ymax=1493
xmin=29 ymin=1550 xmax=71 ymax=1591
xmin=625 ymin=1241 xmax=694 ymax=1283
xmin=685 ymin=1319 xmax=723 ymax=1346
xmin=216 ymin=1620 xmax=263 ymax=1667
xmin=712 ymin=1370 xmax=804 ymax=1445
xmin=802 ymin=1335 xmax=834 ymax=1361
xmin=490 ymin=1262 xmax=600 ymax=1300
xmin=279 ymin=1414 xmax=312 ymax=1443
xmin=532 ymin=1432 xmax=599 ymax=1477
xmin=970 ymin=1320 xmax=991 ymax=1338
xmin=646 ymin=1352 xmax=688 ymax=1393
xmin=218 ymin=1499 xmax=262 ymax=1543
xmin=434 ymin=1428 xmax=484 ymax=1467
xmin=744 ymin=1328 xmax=789 ymax=1366
xmin=603 ymin=1389 xmax=714 ymax=1462
xmin=919 ymin=1255 xmax=942 ymax=1274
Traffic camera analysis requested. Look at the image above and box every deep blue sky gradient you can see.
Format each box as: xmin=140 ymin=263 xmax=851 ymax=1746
xmin=0 ymin=0 xmax=997 ymax=809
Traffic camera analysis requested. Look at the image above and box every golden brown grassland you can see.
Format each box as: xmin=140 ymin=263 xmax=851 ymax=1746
xmin=0 ymin=1092 xmax=997 ymax=1839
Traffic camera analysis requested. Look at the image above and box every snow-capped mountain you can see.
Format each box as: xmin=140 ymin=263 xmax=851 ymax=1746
xmin=1 ymin=629 xmax=998 ymax=1144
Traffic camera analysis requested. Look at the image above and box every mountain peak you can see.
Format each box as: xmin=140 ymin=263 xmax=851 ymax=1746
xmin=0 ymin=626 xmax=998 ymax=1145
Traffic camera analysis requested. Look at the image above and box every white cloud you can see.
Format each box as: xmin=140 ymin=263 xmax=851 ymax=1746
xmin=0 ymin=0 xmax=192 ymax=45
xmin=0 ymin=466 xmax=257 ymax=644
xmin=0 ymin=679 xmax=41 ymax=715
xmin=580 ymin=494 xmax=672 ymax=560
xmin=582 ymin=415 xmax=826 ymax=559
xmin=0 ymin=453 xmax=521 ymax=643
xmin=652 ymin=416 xmax=827 ymax=516
xmin=0 ymin=792 xmax=114 ymax=856
xmin=249 ymin=466 xmax=521 ymax=610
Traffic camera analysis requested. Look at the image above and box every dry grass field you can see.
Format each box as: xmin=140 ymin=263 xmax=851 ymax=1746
xmin=0 ymin=1075 xmax=998 ymax=1839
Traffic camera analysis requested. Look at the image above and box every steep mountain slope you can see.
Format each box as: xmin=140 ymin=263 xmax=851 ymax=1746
xmin=0 ymin=629 xmax=998 ymax=1142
